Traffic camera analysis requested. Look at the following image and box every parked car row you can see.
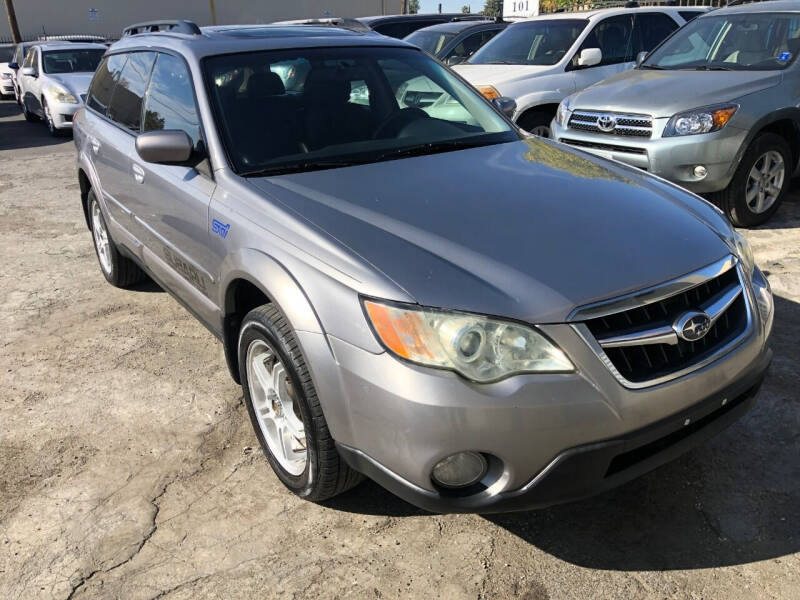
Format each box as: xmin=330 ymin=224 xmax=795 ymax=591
xmin=70 ymin=15 xmax=774 ymax=514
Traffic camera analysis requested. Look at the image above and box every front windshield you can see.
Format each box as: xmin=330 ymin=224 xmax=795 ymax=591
xmin=42 ymin=49 xmax=105 ymax=74
xmin=404 ymin=30 xmax=456 ymax=57
xmin=644 ymin=12 xmax=800 ymax=71
xmin=204 ymin=46 xmax=517 ymax=175
xmin=468 ymin=19 xmax=588 ymax=65
xmin=0 ymin=47 xmax=13 ymax=62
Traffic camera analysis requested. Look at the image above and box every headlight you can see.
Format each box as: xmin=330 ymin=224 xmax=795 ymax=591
xmin=556 ymin=98 xmax=572 ymax=127
xmin=664 ymin=104 xmax=738 ymax=137
xmin=732 ymin=230 xmax=755 ymax=276
xmin=477 ymin=85 xmax=501 ymax=100
xmin=48 ymin=85 xmax=78 ymax=104
xmin=363 ymin=299 xmax=574 ymax=383
xmin=1 ymin=72 xmax=11 ymax=80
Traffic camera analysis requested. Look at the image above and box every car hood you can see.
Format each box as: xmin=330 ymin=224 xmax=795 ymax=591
xmin=453 ymin=63 xmax=557 ymax=87
xmin=248 ymin=139 xmax=733 ymax=323
xmin=570 ymin=69 xmax=782 ymax=118
xmin=48 ymin=73 xmax=94 ymax=96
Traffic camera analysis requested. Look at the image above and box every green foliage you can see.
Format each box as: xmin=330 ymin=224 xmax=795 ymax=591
xmin=462 ymin=5 xmax=471 ymax=13
xmin=408 ymin=0 xmax=420 ymax=14
xmin=482 ymin=0 xmax=502 ymax=17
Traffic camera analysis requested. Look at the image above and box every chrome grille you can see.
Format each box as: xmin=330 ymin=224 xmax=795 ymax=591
xmin=580 ymin=264 xmax=749 ymax=385
xmin=569 ymin=110 xmax=653 ymax=138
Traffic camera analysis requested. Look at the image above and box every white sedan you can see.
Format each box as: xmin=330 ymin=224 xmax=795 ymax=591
xmin=14 ymin=42 xmax=106 ymax=136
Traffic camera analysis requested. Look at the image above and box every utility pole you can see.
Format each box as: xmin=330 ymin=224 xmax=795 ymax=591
xmin=3 ymin=0 xmax=21 ymax=43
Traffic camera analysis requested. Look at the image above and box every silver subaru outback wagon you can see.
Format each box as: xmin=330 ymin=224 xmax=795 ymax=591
xmin=73 ymin=19 xmax=773 ymax=513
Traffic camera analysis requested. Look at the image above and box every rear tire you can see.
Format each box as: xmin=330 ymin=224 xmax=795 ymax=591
xmin=713 ymin=132 xmax=791 ymax=227
xmin=517 ymin=110 xmax=554 ymax=138
xmin=87 ymin=189 xmax=147 ymax=287
xmin=238 ymin=304 xmax=362 ymax=502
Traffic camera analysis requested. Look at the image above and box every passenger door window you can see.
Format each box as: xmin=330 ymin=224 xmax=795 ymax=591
xmin=447 ymin=30 xmax=495 ymax=64
xmin=143 ymin=53 xmax=201 ymax=148
xmin=107 ymin=52 xmax=156 ymax=131
xmin=87 ymin=54 xmax=126 ymax=116
xmin=633 ymin=13 xmax=680 ymax=56
xmin=579 ymin=15 xmax=634 ymax=66
xmin=679 ymin=11 xmax=704 ymax=24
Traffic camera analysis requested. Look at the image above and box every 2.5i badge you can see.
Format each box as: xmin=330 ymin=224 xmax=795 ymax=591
xmin=211 ymin=219 xmax=230 ymax=239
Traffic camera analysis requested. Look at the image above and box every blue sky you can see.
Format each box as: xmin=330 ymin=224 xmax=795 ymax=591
xmin=419 ymin=0 xmax=483 ymax=13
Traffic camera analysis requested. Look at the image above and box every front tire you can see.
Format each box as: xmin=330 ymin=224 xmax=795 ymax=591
xmin=43 ymin=99 xmax=65 ymax=137
xmin=714 ymin=132 xmax=791 ymax=227
xmin=88 ymin=190 xmax=146 ymax=287
xmin=22 ymin=99 xmax=37 ymax=122
xmin=238 ymin=304 xmax=362 ymax=502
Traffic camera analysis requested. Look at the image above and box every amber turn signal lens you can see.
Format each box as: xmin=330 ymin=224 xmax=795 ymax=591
xmin=477 ymin=85 xmax=501 ymax=100
xmin=712 ymin=107 xmax=737 ymax=129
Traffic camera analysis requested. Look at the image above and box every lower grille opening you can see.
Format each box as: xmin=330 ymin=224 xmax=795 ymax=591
xmin=560 ymin=138 xmax=648 ymax=156
xmin=604 ymin=383 xmax=757 ymax=478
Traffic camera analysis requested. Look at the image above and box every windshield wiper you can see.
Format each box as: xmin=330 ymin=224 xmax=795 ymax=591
xmin=483 ymin=60 xmax=513 ymax=65
xmin=689 ymin=65 xmax=733 ymax=71
xmin=639 ymin=64 xmax=665 ymax=70
xmin=241 ymin=158 xmax=365 ymax=177
xmin=374 ymin=139 xmax=498 ymax=161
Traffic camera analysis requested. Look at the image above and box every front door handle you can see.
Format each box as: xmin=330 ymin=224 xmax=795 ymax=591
xmin=132 ymin=163 xmax=145 ymax=184
xmin=90 ymin=136 xmax=100 ymax=154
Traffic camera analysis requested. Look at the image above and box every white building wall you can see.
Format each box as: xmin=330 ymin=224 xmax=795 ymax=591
xmin=1 ymin=0 xmax=394 ymax=40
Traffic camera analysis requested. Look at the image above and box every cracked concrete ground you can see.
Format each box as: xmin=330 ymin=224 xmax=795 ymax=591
xmin=1 ymin=99 xmax=799 ymax=600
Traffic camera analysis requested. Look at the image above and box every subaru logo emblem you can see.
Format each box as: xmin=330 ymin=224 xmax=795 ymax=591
xmin=597 ymin=114 xmax=617 ymax=133
xmin=674 ymin=311 xmax=712 ymax=342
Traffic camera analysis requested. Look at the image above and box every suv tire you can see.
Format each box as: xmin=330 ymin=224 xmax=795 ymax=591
xmin=22 ymin=101 xmax=38 ymax=122
xmin=716 ymin=132 xmax=791 ymax=227
xmin=42 ymin=99 xmax=65 ymax=137
xmin=88 ymin=190 xmax=147 ymax=287
xmin=238 ymin=304 xmax=362 ymax=502
xmin=518 ymin=110 xmax=554 ymax=138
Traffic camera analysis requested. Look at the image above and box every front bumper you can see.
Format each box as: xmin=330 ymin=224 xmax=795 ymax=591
xmin=337 ymin=361 xmax=767 ymax=513
xmin=551 ymin=117 xmax=749 ymax=194
xmin=1 ymin=80 xmax=14 ymax=95
xmin=49 ymin=101 xmax=81 ymax=129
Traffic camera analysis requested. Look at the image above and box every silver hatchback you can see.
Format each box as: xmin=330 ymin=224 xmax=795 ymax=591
xmin=553 ymin=0 xmax=800 ymax=227
xmin=74 ymin=20 xmax=773 ymax=513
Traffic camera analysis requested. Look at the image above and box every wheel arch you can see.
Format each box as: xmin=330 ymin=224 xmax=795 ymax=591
xmin=78 ymin=168 xmax=92 ymax=230
xmin=735 ymin=109 xmax=800 ymax=175
xmin=220 ymin=251 xmax=326 ymax=384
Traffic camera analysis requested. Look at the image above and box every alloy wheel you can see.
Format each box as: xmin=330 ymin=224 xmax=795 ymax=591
xmin=91 ymin=201 xmax=112 ymax=275
xmin=746 ymin=150 xmax=785 ymax=215
xmin=529 ymin=125 xmax=551 ymax=138
xmin=246 ymin=339 xmax=307 ymax=476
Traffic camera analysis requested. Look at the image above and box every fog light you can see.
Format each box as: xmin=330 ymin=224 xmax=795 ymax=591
xmin=693 ymin=165 xmax=708 ymax=179
xmin=431 ymin=452 xmax=487 ymax=489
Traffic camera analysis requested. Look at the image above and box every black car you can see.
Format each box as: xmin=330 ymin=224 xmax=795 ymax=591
xmin=356 ymin=13 xmax=486 ymax=39
xmin=404 ymin=19 xmax=507 ymax=65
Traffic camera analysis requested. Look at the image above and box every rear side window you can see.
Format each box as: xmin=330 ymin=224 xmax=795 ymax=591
xmin=634 ymin=13 xmax=680 ymax=56
xmin=376 ymin=20 xmax=440 ymax=39
xmin=87 ymin=54 xmax=125 ymax=116
xmin=679 ymin=11 xmax=704 ymax=23
xmin=143 ymin=53 xmax=201 ymax=147
xmin=107 ymin=52 xmax=155 ymax=131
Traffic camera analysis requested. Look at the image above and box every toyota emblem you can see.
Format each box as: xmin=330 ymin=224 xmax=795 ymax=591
xmin=597 ymin=114 xmax=617 ymax=133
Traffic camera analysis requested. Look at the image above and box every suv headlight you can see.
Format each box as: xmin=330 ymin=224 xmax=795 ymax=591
xmin=1 ymin=72 xmax=11 ymax=80
xmin=363 ymin=299 xmax=574 ymax=383
xmin=48 ymin=84 xmax=78 ymax=104
xmin=664 ymin=104 xmax=738 ymax=137
xmin=556 ymin=97 xmax=572 ymax=128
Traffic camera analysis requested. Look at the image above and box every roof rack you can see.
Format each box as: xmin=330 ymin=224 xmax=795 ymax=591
xmin=121 ymin=20 xmax=201 ymax=37
xmin=543 ymin=0 xmax=706 ymax=13
xmin=272 ymin=17 xmax=372 ymax=32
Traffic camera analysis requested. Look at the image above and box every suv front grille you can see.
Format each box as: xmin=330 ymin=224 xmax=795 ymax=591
xmin=569 ymin=110 xmax=653 ymax=138
xmin=583 ymin=267 xmax=748 ymax=384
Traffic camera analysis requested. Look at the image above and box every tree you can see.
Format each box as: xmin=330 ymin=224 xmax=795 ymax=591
xmin=461 ymin=5 xmax=471 ymax=13
xmin=408 ymin=0 xmax=420 ymax=14
xmin=482 ymin=0 xmax=502 ymax=18
xmin=3 ymin=0 xmax=21 ymax=44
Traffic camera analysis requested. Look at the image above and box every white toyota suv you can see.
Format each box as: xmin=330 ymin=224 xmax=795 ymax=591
xmin=453 ymin=6 xmax=708 ymax=136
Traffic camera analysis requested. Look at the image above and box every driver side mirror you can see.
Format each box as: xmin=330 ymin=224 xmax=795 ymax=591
xmin=21 ymin=66 xmax=37 ymax=77
xmin=7 ymin=61 xmax=18 ymax=70
xmin=636 ymin=51 xmax=648 ymax=67
xmin=577 ymin=48 xmax=602 ymax=68
xmin=135 ymin=130 xmax=194 ymax=165
xmin=492 ymin=96 xmax=517 ymax=118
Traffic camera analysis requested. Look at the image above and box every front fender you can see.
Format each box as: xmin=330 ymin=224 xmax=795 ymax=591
xmin=513 ymin=89 xmax=572 ymax=122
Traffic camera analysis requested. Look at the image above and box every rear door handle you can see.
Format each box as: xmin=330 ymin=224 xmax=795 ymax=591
xmin=132 ymin=164 xmax=145 ymax=184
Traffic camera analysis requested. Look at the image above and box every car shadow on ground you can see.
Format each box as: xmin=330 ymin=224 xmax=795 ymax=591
xmin=0 ymin=100 xmax=70 ymax=151
xmin=329 ymin=293 xmax=799 ymax=571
